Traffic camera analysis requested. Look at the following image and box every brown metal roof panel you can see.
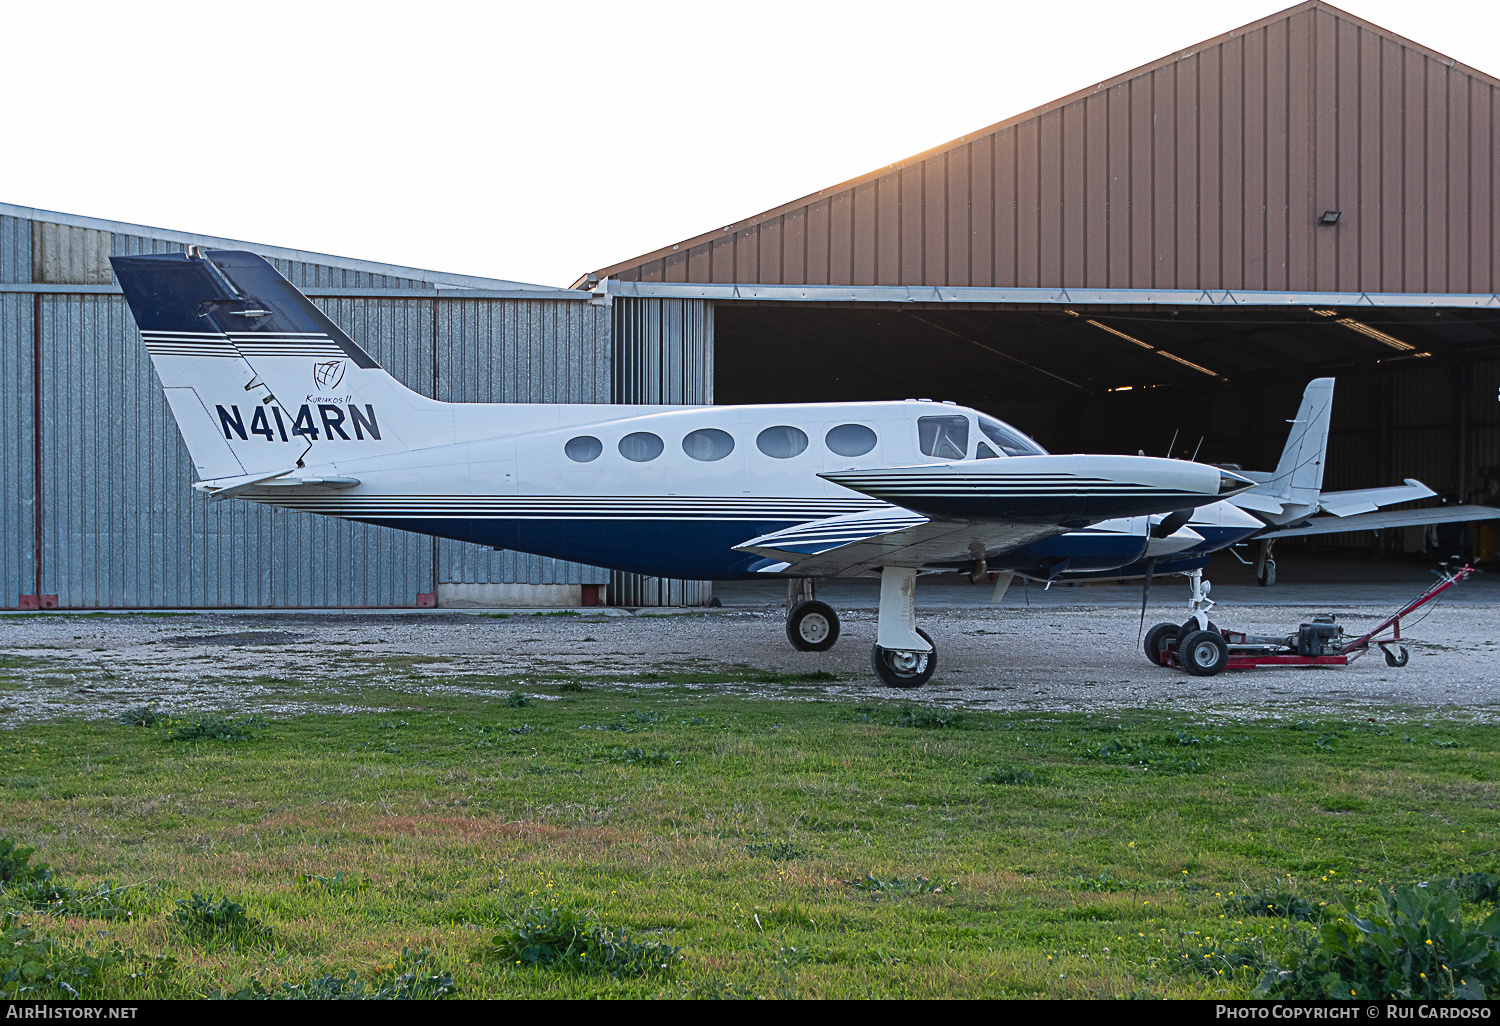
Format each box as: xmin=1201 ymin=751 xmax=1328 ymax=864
xmin=782 ymin=210 xmax=805 ymax=284
xmin=758 ymin=216 xmax=783 ymax=286
xmin=710 ymin=233 xmax=734 ymax=284
xmin=1426 ymin=59 xmax=1452 ymax=292
xmin=1198 ymin=45 xmax=1224 ymax=290
xmin=1015 ymin=117 xmax=1040 ymax=286
xmin=852 ymin=179 xmax=877 ymax=285
xmin=1266 ymin=18 xmax=1292 ymax=291
xmin=898 ymin=165 xmax=921 ymax=285
xmin=829 ymin=190 xmax=853 ymax=284
xmin=1175 ymin=54 xmax=1200 ymax=291
xmin=805 ymin=198 xmax=829 ymax=285
xmin=947 ymin=144 xmax=972 ymax=287
xmin=994 ymin=128 xmax=1018 ymax=287
xmin=1445 ymin=70 xmax=1470 ymax=292
xmin=1474 ymin=86 xmax=1495 ymax=292
xmin=688 ymin=241 xmax=711 ymax=283
xmin=1082 ymin=93 xmax=1108 ymax=288
xmin=1038 ymin=109 xmax=1064 ymax=288
xmin=875 ymin=173 xmax=900 ymax=286
xmin=969 ymin=137 xmax=994 ymax=287
xmin=925 ymin=153 xmax=948 ymax=286
xmin=1152 ymin=63 xmax=1177 ymax=288
xmin=735 ymin=225 xmax=759 ymax=284
xmin=1286 ymin=10 xmax=1315 ymax=292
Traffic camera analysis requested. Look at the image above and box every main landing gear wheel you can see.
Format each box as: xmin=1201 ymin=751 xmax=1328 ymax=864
xmin=1256 ymin=560 xmax=1277 ymax=587
xmin=1179 ymin=629 xmax=1229 ymax=676
xmin=787 ymin=600 xmax=840 ymax=652
xmin=871 ymin=628 xmax=937 ymax=689
xmin=1143 ymin=622 xmax=1179 ymax=666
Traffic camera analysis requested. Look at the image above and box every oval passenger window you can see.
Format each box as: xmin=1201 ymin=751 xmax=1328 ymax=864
xmin=825 ymin=423 xmax=877 ymax=457
xmin=682 ymin=428 xmax=735 ymax=462
xmin=756 ymin=425 xmax=808 ymax=459
xmin=564 ymin=435 xmax=603 ymax=462
xmin=618 ymin=432 xmax=665 ymax=462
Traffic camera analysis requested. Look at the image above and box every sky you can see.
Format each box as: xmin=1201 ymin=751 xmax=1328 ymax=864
xmin=4 ymin=0 xmax=1499 ymax=287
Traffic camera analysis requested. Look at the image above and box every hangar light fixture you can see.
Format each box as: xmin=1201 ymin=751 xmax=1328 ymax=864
xmin=1081 ymin=319 xmax=1223 ymax=379
xmin=1309 ymin=309 xmax=1417 ymax=351
xmin=1319 ymin=210 xmax=1342 ymax=225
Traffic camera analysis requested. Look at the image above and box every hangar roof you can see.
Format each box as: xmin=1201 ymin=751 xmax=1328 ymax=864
xmin=581 ymin=1 xmax=1500 ymax=298
xmin=1 ymin=201 xmax=554 ymax=292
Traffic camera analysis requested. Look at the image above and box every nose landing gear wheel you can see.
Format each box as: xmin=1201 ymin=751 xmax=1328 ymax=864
xmin=871 ymin=628 xmax=937 ymax=689
xmin=1178 ymin=618 xmax=1219 ymax=641
xmin=1179 ymin=629 xmax=1229 ymax=676
xmin=787 ymin=600 xmax=840 ymax=652
xmin=1143 ymin=622 xmax=1179 ymax=666
xmin=1256 ymin=560 xmax=1277 ymax=587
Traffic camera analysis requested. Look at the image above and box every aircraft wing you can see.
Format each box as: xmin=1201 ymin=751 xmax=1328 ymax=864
xmin=1257 ymin=504 xmax=1500 ymax=539
xmin=733 ymin=507 xmax=1066 ymax=577
xmin=1316 ymin=478 xmax=1436 ymax=517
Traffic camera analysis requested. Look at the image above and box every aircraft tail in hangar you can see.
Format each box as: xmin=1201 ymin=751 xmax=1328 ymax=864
xmin=111 ymin=249 xmax=449 ymax=486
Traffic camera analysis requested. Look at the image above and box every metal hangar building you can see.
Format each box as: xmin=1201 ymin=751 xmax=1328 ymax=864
xmin=580 ymin=0 xmax=1500 ymax=566
xmin=3 ymin=0 xmax=1498 ymax=610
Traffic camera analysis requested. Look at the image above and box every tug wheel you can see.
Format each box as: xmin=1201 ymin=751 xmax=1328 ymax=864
xmin=1143 ymin=622 xmax=1179 ymax=666
xmin=1382 ymin=645 xmax=1409 ymax=668
xmin=786 ymin=600 xmax=840 ymax=652
xmin=1179 ymin=630 xmax=1229 ymax=677
xmin=871 ymin=628 xmax=937 ymax=689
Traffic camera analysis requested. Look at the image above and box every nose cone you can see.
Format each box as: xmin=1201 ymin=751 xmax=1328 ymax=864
xmin=1218 ymin=469 xmax=1255 ymax=497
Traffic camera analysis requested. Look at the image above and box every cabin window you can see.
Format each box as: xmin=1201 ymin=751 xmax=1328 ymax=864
xmin=918 ymin=416 xmax=969 ymax=460
xmin=976 ymin=442 xmax=1000 ymax=459
xmin=564 ymin=435 xmax=603 ymax=462
xmin=756 ymin=425 xmax=808 ymax=459
xmin=682 ymin=428 xmax=735 ymax=462
xmin=978 ymin=416 xmax=1047 ymax=456
xmin=618 ymin=431 xmax=664 ymax=462
xmin=825 ymin=423 xmax=876 ymax=457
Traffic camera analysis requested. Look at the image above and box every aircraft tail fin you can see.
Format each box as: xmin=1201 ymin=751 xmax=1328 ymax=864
xmin=111 ymin=250 xmax=445 ymax=483
xmin=1264 ymin=377 xmax=1334 ymax=505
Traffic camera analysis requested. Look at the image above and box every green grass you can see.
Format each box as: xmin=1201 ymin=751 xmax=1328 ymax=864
xmin=2 ymin=691 xmax=1499 ymax=998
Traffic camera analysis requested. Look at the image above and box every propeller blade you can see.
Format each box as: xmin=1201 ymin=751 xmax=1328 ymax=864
xmin=1151 ymin=509 xmax=1194 ymax=539
xmin=1138 ymin=558 xmax=1156 ymax=642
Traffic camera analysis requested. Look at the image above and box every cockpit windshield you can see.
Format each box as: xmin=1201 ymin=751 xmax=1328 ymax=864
xmin=977 ymin=416 xmax=1047 ymax=457
xmin=917 ymin=416 xmax=970 ymax=460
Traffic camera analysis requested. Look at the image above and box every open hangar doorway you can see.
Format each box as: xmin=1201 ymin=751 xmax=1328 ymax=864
xmin=713 ymin=301 xmax=1500 ymax=570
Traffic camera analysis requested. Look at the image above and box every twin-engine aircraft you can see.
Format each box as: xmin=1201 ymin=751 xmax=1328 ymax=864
xmin=1026 ymin=378 xmax=1500 ymax=644
xmin=112 ymin=249 xmax=1253 ymax=687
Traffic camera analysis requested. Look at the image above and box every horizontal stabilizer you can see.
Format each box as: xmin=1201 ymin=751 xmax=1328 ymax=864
xmin=1318 ymin=479 xmax=1436 ymax=517
xmin=1259 ymin=504 xmax=1500 ymax=539
xmin=192 ymin=468 xmax=360 ymax=501
xmin=1229 ymin=491 xmax=1285 ymax=516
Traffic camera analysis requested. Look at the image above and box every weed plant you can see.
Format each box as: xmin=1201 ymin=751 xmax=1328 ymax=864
xmin=492 ymin=907 xmax=680 ymax=977
xmin=170 ymin=894 xmax=271 ymax=946
xmin=1258 ymin=882 xmax=1500 ymax=999
xmin=213 ymin=948 xmax=455 ymax=1000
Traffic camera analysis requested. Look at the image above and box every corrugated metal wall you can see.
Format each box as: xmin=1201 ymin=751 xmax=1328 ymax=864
xmin=0 ymin=293 xmax=34 ymax=604
xmin=0 ymin=213 xmax=621 ymax=608
xmin=435 ymin=298 xmax=610 ymax=588
xmin=596 ymin=1 xmax=1500 ymax=297
xmin=610 ymin=297 xmax=714 ymax=606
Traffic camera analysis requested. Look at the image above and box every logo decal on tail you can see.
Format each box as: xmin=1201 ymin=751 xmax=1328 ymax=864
xmin=314 ymin=360 xmax=346 ymax=391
